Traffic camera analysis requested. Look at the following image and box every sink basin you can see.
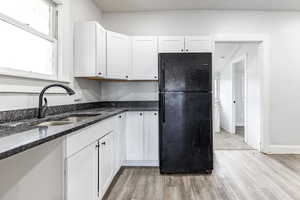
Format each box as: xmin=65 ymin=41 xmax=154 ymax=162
xmin=35 ymin=121 xmax=74 ymax=126
xmin=34 ymin=113 xmax=102 ymax=127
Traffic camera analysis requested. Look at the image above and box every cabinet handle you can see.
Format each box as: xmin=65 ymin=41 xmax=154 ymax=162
xmin=95 ymin=144 xmax=100 ymax=148
xmin=186 ymin=49 xmax=189 ymax=52
xmin=154 ymin=76 xmax=157 ymax=79
xmin=125 ymin=75 xmax=128 ymax=78
xmin=98 ymin=72 xmax=102 ymax=75
xmin=101 ymin=142 xmax=106 ymax=145
xmin=154 ymin=112 xmax=157 ymax=116
xmin=119 ymin=115 xmax=122 ymax=118
xmin=181 ymin=49 xmax=184 ymax=52
xmin=140 ymin=113 xmax=143 ymax=116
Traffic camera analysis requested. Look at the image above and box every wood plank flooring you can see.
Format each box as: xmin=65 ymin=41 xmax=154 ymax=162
xmin=104 ymin=151 xmax=300 ymax=200
xmin=214 ymin=129 xmax=253 ymax=150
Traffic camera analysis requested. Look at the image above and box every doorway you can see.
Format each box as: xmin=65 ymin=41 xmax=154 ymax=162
xmin=213 ymin=42 xmax=262 ymax=151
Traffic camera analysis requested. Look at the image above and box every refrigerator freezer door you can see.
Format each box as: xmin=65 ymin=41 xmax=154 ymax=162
xmin=159 ymin=53 xmax=212 ymax=92
xmin=159 ymin=92 xmax=213 ymax=173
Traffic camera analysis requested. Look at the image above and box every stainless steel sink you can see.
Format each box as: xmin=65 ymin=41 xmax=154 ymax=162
xmin=34 ymin=113 xmax=102 ymax=127
xmin=35 ymin=121 xmax=74 ymax=126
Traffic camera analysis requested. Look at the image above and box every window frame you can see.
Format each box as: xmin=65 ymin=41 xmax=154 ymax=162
xmin=0 ymin=0 xmax=66 ymax=82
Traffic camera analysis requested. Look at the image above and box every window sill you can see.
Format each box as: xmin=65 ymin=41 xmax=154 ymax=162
xmin=0 ymin=73 xmax=71 ymax=94
xmin=0 ymin=70 xmax=70 ymax=83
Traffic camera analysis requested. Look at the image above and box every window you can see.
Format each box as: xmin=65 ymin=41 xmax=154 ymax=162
xmin=0 ymin=0 xmax=59 ymax=79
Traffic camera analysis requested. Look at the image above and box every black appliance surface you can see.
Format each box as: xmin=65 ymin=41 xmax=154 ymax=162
xmin=159 ymin=53 xmax=213 ymax=174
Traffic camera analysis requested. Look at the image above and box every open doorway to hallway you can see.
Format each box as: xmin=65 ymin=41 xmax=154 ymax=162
xmin=213 ymin=42 xmax=261 ymax=150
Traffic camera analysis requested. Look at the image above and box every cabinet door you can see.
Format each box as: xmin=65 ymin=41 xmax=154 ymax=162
xmin=99 ymin=133 xmax=114 ymax=197
xmin=106 ymin=31 xmax=130 ymax=80
xmin=74 ymin=22 xmax=97 ymax=77
xmin=66 ymin=141 xmax=98 ymax=200
xmin=184 ymin=36 xmax=213 ymax=53
xmin=74 ymin=22 xmax=106 ymax=78
xmin=132 ymin=36 xmax=158 ymax=80
xmin=96 ymin=23 xmax=107 ymax=77
xmin=144 ymin=111 xmax=159 ymax=161
xmin=115 ymin=113 xmax=126 ymax=172
xmin=125 ymin=112 xmax=144 ymax=161
xmin=158 ymin=36 xmax=185 ymax=53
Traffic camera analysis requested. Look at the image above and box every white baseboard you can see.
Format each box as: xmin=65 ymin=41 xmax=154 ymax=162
xmin=123 ymin=160 xmax=159 ymax=167
xmin=265 ymin=145 xmax=300 ymax=154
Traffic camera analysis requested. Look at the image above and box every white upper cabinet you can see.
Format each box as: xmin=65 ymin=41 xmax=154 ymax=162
xmin=185 ymin=36 xmax=213 ymax=52
xmin=158 ymin=36 xmax=185 ymax=53
xmin=131 ymin=36 xmax=158 ymax=80
xmin=158 ymin=36 xmax=213 ymax=53
xmin=74 ymin=21 xmax=106 ymax=78
xmin=106 ymin=31 xmax=131 ymax=80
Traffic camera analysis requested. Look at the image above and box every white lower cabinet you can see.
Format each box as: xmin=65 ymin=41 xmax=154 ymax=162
xmin=125 ymin=111 xmax=159 ymax=166
xmin=126 ymin=112 xmax=144 ymax=161
xmin=144 ymin=111 xmax=159 ymax=161
xmin=66 ymin=111 xmax=159 ymax=199
xmin=114 ymin=113 xmax=126 ymax=174
xmin=66 ymin=141 xmax=98 ymax=200
xmin=66 ymin=118 xmax=116 ymax=200
xmin=99 ymin=133 xmax=114 ymax=198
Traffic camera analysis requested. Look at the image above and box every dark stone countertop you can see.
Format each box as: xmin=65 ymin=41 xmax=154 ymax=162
xmin=0 ymin=106 xmax=158 ymax=161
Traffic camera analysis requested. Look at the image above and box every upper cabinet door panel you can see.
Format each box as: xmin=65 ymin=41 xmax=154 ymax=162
xmin=74 ymin=21 xmax=106 ymax=78
xmin=74 ymin=22 xmax=97 ymax=77
xmin=106 ymin=31 xmax=130 ymax=80
xmin=185 ymin=36 xmax=213 ymax=53
xmin=132 ymin=36 xmax=158 ymax=80
xmin=158 ymin=36 xmax=185 ymax=53
xmin=96 ymin=24 xmax=107 ymax=77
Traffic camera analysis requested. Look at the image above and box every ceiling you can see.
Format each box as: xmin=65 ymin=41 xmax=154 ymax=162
xmin=95 ymin=0 xmax=300 ymax=12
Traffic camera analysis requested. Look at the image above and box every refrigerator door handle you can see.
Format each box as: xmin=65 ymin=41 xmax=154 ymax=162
xmin=162 ymin=94 xmax=165 ymax=123
xmin=162 ymin=64 xmax=165 ymax=91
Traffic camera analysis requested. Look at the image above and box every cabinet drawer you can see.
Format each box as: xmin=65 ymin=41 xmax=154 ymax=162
xmin=66 ymin=118 xmax=114 ymax=158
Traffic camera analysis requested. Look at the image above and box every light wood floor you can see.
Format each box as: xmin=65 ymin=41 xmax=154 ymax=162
xmin=214 ymin=128 xmax=253 ymax=150
xmin=104 ymin=151 xmax=300 ymax=200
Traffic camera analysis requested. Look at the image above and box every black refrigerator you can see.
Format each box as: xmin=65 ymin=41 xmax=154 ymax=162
xmin=159 ymin=53 xmax=213 ymax=174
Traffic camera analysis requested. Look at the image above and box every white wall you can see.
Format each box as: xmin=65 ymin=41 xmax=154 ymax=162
xmin=233 ymin=61 xmax=245 ymax=126
xmin=0 ymin=0 xmax=103 ymax=111
xmin=100 ymin=81 xmax=158 ymax=101
xmin=219 ymin=62 xmax=233 ymax=133
xmin=102 ymin=10 xmax=300 ymax=150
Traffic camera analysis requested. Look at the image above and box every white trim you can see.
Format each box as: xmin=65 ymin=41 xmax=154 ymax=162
xmin=0 ymin=85 xmax=70 ymax=94
xmin=123 ymin=160 xmax=159 ymax=167
xmin=0 ymin=13 xmax=55 ymax=42
xmin=266 ymin=145 xmax=300 ymax=154
xmin=214 ymin=34 xmax=270 ymax=153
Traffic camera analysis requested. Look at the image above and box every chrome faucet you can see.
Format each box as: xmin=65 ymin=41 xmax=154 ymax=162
xmin=37 ymin=84 xmax=75 ymax=118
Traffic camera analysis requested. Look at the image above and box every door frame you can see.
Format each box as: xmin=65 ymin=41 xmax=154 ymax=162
xmin=213 ymin=34 xmax=270 ymax=153
xmin=231 ymin=55 xmax=247 ymax=144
